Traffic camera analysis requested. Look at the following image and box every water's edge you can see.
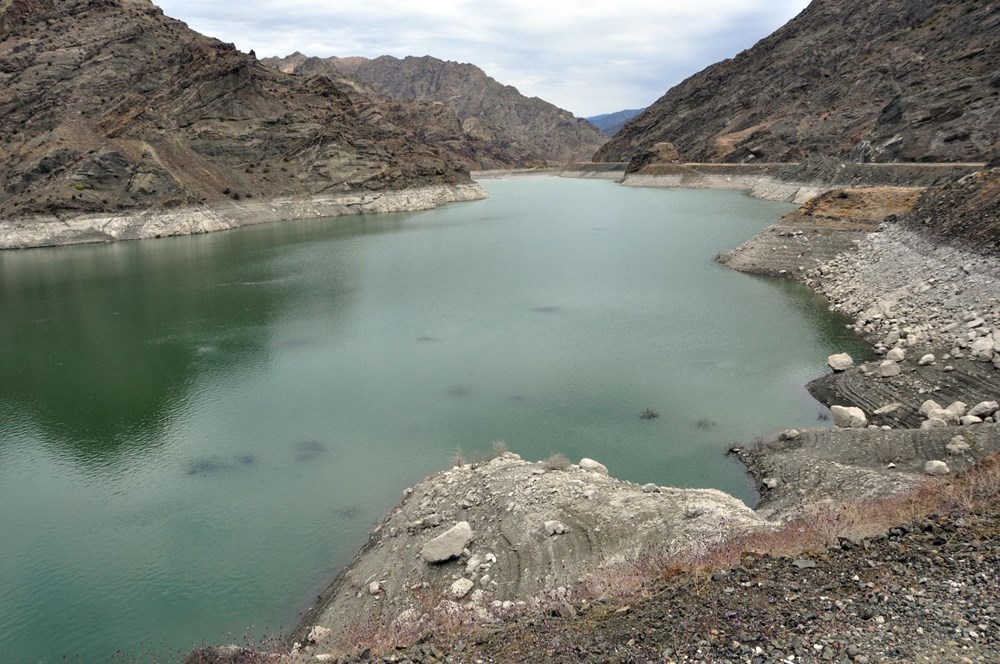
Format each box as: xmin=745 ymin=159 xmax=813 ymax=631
xmin=0 ymin=183 xmax=487 ymax=250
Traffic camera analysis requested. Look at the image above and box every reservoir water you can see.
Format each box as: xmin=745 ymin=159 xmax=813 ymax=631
xmin=0 ymin=177 xmax=867 ymax=662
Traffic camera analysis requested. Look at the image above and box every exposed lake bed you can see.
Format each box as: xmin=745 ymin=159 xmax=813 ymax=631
xmin=1 ymin=177 xmax=874 ymax=662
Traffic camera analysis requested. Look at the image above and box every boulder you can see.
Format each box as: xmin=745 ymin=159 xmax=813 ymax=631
xmin=827 ymin=353 xmax=854 ymax=372
xmin=308 ymin=626 xmax=331 ymax=643
xmin=918 ymin=354 xmax=936 ymax=366
xmin=449 ymin=578 xmax=475 ymax=600
xmin=918 ymin=400 xmax=943 ymax=417
xmin=875 ymin=360 xmax=901 ymax=377
xmin=960 ymin=415 xmax=984 ymax=426
xmin=968 ymin=401 xmax=999 ymax=418
xmin=831 ymin=405 xmax=868 ymax=429
xmin=945 ymin=401 xmax=968 ymax=417
xmin=946 ymin=437 xmax=971 ymax=455
xmin=886 ymin=347 xmax=906 ymax=362
xmin=926 ymin=407 xmax=960 ymax=425
xmin=578 ymin=458 xmax=609 ymax=475
xmin=921 ymin=418 xmax=950 ymax=430
xmin=420 ymin=522 xmax=474 ymax=563
xmin=543 ymin=520 xmax=568 ymax=536
xmin=924 ymin=460 xmax=951 ymax=476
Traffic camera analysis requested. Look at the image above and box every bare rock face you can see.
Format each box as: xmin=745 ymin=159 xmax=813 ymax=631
xmin=596 ymin=0 xmax=998 ymax=167
xmin=297 ymin=453 xmax=770 ymax=650
xmin=0 ymin=0 xmax=473 ymax=229
xmin=262 ymin=54 xmax=608 ymax=168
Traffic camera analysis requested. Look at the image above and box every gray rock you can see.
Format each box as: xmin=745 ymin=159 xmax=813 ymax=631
xmin=874 ymin=403 xmax=903 ymax=416
xmin=945 ymin=401 xmax=968 ymax=417
xmin=968 ymin=401 xmax=999 ymax=418
xmin=926 ymin=407 xmax=960 ymax=425
xmin=875 ymin=360 xmax=901 ymax=377
xmin=921 ymin=418 xmax=950 ymax=430
xmin=465 ymin=554 xmax=483 ymax=575
xmin=779 ymin=429 xmax=801 ymax=441
xmin=946 ymin=437 xmax=971 ymax=455
xmin=449 ymin=578 xmax=475 ymax=599
xmin=543 ymin=520 xmax=568 ymax=536
xmin=641 ymin=483 xmax=661 ymax=493
xmin=924 ymin=460 xmax=951 ymax=476
xmin=763 ymin=477 xmax=780 ymax=490
xmin=832 ymin=405 xmax=868 ymax=428
xmin=578 ymin=458 xmax=609 ymax=475
xmin=420 ymin=521 xmax=474 ymax=563
xmin=886 ymin=347 xmax=906 ymax=362
xmin=971 ymin=336 xmax=995 ymax=354
xmin=792 ymin=559 xmax=817 ymax=569
xmin=368 ymin=581 xmax=381 ymax=596
xmin=308 ymin=626 xmax=331 ymax=643
xmin=960 ymin=415 xmax=984 ymax=426
xmin=919 ymin=400 xmax=943 ymax=417
xmin=827 ymin=353 xmax=854 ymax=372
xmin=918 ymin=354 xmax=936 ymax=366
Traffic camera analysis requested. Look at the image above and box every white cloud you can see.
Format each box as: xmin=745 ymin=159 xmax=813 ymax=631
xmin=156 ymin=0 xmax=812 ymax=116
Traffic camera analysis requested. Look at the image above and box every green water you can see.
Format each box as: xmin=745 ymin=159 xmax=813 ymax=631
xmin=0 ymin=178 xmax=867 ymax=662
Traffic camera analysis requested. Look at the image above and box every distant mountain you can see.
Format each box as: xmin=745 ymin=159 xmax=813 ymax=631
xmin=0 ymin=0 xmax=476 ymax=223
xmin=585 ymin=109 xmax=645 ymax=137
xmin=596 ymin=0 xmax=999 ymax=167
xmin=263 ymin=54 xmax=608 ymax=168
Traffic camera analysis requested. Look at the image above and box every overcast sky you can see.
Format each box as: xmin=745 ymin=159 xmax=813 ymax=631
xmin=155 ymin=0 xmax=812 ymax=118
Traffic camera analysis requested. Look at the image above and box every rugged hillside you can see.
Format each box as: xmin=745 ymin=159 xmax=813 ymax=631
xmin=0 ymin=0 xmax=474 ymax=222
xmin=585 ymin=108 xmax=645 ymax=137
xmin=902 ymin=166 xmax=1000 ymax=255
xmin=596 ymin=0 xmax=999 ymax=166
xmin=263 ymin=53 xmax=607 ymax=167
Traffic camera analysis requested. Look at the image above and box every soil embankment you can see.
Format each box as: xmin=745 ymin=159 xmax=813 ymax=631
xmin=0 ymin=184 xmax=486 ymax=249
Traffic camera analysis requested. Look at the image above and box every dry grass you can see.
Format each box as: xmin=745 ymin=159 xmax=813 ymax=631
xmin=542 ymin=452 xmax=571 ymax=471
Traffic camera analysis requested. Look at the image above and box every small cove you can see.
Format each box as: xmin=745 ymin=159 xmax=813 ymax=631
xmin=0 ymin=177 xmax=869 ymax=662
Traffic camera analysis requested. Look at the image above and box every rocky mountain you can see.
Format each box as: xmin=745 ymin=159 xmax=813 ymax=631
xmin=596 ymin=0 xmax=999 ymax=167
xmin=585 ymin=108 xmax=645 ymax=137
xmin=0 ymin=0 xmax=476 ymax=222
xmin=263 ymin=53 xmax=607 ymax=168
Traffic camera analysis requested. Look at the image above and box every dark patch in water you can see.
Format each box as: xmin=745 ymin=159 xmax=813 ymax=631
xmin=416 ymin=336 xmax=440 ymax=343
xmin=511 ymin=394 xmax=528 ymax=403
xmin=186 ymin=454 xmax=260 ymax=475
xmin=335 ymin=504 xmax=361 ymax=519
xmin=295 ymin=440 xmax=329 ymax=461
xmin=695 ymin=418 xmax=717 ymax=430
xmin=448 ymin=385 xmax=471 ymax=397
xmin=531 ymin=306 xmax=560 ymax=314
xmin=281 ymin=338 xmax=313 ymax=348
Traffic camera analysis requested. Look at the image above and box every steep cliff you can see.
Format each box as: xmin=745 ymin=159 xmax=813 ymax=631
xmin=263 ymin=53 xmax=607 ymax=168
xmin=596 ymin=0 xmax=999 ymax=167
xmin=0 ymin=0 xmax=475 ymax=222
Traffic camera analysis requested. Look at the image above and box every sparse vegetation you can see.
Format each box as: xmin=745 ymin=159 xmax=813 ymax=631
xmin=542 ymin=452 xmax=571 ymax=471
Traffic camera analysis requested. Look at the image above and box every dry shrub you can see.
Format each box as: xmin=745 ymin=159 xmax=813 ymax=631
xmin=542 ymin=452 xmax=571 ymax=471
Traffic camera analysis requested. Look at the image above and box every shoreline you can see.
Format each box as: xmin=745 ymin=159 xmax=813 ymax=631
xmin=0 ymin=183 xmax=488 ymax=250
xmin=181 ymin=168 xmax=1000 ymax=662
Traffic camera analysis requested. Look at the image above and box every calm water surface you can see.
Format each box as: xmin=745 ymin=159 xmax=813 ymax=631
xmin=0 ymin=178 xmax=868 ymax=662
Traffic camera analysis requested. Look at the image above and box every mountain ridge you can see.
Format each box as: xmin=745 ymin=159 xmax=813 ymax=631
xmin=596 ymin=0 xmax=999 ymax=167
xmin=262 ymin=53 xmax=608 ymax=168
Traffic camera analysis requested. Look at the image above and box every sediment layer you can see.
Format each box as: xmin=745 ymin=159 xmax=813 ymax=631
xmin=0 ymin=184 xmax=487 ymax=249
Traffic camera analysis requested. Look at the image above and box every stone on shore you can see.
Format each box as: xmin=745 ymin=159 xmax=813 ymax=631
xmin=308 ymin=626 xmax=331 ymax=643
xmin=924 ymin=460 xmax=951 ymax=476
xmin=543 ymin=520 xmax=568 ymax=536
xmin=828 ymin=353 xmax=854 ymax=372
xmin=961 ymin=415 xmax=984 ymax=426
xmin=945 ymin=401 xmax=968 ymax=417
xmin=919 ymin=400 xmax=943 ymax=417
xmin=875 ymin=360 xmax=901 ymax=377
xmin=578 ymin=458 xmax=609 ymax=475
xmin=831 ymin=405 xmax=868 ymax=428
xmin=918 ymin=354 xmax=936 ymax=366
xmin=921 ymin=418 xmax=950 ymax=430
xmin=886 ymin=347 xmax=906 ymax=362
xmin=420 ymin=522 xmax=474 ymax=563
xmin=449 ymin=578 xmax=475 ymax=600
xmin=946 ymin=437 xmax=971 ymax=455
xmin=874 ymin=403 xmax=903 ymax=416
xmin=969 ymin=401 xmax=999 ymax=418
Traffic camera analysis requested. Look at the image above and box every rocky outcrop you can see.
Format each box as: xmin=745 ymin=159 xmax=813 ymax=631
xmin=0 ymin=0 xmax=479 ymax=245
xmin=596 ymin=0 xmax=999 ymax=167
xmin=262 ymin=54 xmax=607 ymax=168
xmin=292 ymin=453 xmax=773 ymax=655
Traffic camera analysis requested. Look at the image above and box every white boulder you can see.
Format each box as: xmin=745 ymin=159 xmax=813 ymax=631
xmin=578 ymin=458 xmax=609 ymax=475
xmin=924 ymin=460 xmax=951 ymax=476
xmin=827 ymin=353 xmax=854 ymax=372
xmin=831 ymin=405 xmax=868 ymax=429
xmin=420 ymin=522 xmax=474 ymax=563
